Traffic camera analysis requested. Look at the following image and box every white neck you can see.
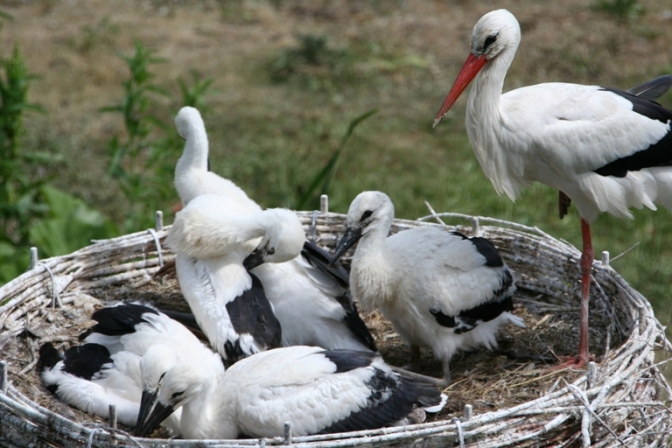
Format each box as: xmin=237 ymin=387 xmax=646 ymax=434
xmin=466 ymin=46 xmax=523 ymax=200
xmin=350 ymin=218 xmax=394 ymax=311
xmin=179 ymin=374 xmax=237 ymax=439
xmin=175 ymin=121 xmax=209 ymax=203
xmin=176 ymin=128 xmax=208 ymax=175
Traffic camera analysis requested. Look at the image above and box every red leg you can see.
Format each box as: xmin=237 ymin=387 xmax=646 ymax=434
xmin=578 ymin=218 xmax=593 ymax=365
xmin=550 ymin=218 xmax=593 ymax=370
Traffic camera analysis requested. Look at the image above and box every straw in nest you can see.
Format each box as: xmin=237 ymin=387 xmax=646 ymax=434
xmin=1 ymin=199 xmax=671 ymax=447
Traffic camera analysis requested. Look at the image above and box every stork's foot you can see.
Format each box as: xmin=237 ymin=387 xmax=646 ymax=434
xmin=549 ymin=353 xmax=594 ymax=371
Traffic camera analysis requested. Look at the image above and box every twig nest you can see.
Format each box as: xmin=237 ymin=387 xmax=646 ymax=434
xmin=0 ymin=211 xmax=670 ymax=447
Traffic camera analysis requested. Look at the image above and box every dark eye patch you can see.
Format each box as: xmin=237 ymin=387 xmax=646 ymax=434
xmin=483 ymin=33 xmax=498 ymax=50
xmin=361 ymin=210 xmax=373 ymax=221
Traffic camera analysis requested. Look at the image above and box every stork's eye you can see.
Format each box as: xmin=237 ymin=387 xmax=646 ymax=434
xmin=172 ymin=391 xmax=185 ymax=399
xmin=361 ymin=210 xmax=373 ymax=221
xmin=483 ymin=33 xmax=498 ymax=50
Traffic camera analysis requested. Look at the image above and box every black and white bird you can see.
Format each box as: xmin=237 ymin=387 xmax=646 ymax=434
xmin=167 ymin=194 xmax=294 ymax=366
xmin=170 ymin=107 xmax=376 ymax=353
xmin=433 ymin=9 xmax=672 ymax=367
xmin=331 ymin=191 xmax=524 ymax=386
xmin=38 ymin=303 xmax=215 ymax=432
xmin=135 ymin=345 xmax=446 ymax=439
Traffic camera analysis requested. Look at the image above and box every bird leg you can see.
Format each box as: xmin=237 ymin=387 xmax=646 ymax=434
xmin=441 ymin=358 xmax=452 ymax=386
xmin=551 ymin=218 xmax=593 ymax=370
xmin=577 ymin=218 xmax=593 ymax=366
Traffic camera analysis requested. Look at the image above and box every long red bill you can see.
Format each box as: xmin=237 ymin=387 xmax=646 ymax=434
xmin=433 ymin=53 xmax=487 ymax=128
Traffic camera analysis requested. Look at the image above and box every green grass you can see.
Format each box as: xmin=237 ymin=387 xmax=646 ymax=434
xmin=11 ymin=1 xmax=672 ymax=340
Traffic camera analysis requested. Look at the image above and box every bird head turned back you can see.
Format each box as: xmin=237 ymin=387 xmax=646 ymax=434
xmin=244 ymin=208 xmax=305 ymax=270
xmin=175 ymin=106 xmax=205 ymax=141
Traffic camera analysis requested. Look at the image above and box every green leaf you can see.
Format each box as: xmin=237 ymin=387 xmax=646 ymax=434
xmin=28 ymin=186 xmax=117 ymax=257
xmin=295 ymin=109 xmax=377 ymax=210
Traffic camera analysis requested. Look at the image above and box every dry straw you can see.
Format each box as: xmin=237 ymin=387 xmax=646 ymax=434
xmin=1 ymin=201 xmax=671 ymax=447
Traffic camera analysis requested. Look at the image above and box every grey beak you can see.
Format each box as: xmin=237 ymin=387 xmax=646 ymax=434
xmin=243 ymin=247 xmax=265 ymax=271
xmin=330 ymin=226 xmax=363 ymax=267
xmin=134 ymin=389 xmax=173 ymax=437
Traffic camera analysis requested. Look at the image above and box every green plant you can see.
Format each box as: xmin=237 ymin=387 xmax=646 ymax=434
xmin=101 ymin=41 xmax=172 ymax=232
xmin=294 ymin=109 xmax=377 ymax=210
xmin=0 ymin=43 xmax=116 ymax=285
xmin=0 ymin=44 xmax=49 ymax=247
xmin=593 ymin=0 xmax=644 ymax=23
xmin=178 ymin=69 xmax=215 ymax=112
xmin=102 ymin=41 xmax=214 ymax=233
xmin=28 ymin=185 xmax=117 ymax=257
xmin=269 ymin=34 xmax=354 ymax=90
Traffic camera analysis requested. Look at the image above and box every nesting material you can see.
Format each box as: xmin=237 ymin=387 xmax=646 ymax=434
xmin=1 ymin=210 xmax=671 ymax=447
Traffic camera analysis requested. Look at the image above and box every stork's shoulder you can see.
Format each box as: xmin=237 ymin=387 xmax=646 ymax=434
xmin=386 ymin=227 xmax=501 ymax=271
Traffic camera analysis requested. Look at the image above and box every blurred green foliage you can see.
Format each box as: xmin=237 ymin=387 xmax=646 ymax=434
xmin=101 ymin=42 xmax=215 ymax=234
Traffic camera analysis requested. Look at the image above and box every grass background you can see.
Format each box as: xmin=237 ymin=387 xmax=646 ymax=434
xmin=2 ymin=1 xmax=672 ymax=337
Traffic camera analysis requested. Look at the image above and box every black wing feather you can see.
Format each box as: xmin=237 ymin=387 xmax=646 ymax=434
xmin=224 ymin=272 xmax=282 ymax=367
xmin=626 ymin=75 xmax=672 ymax=101
xmin=451 ymin=231 xmax=504 ymax=267
xmin=321 ymin=349 xmax=375 ymax=373
xmin=79 ymin=303 xmax=159 ymax=340
xmin=595 ymin=88 xmax=672 ymax=177
xmin=302 ymin=241 xmax=377 ymax=352
xmin=302 ymin=240 xmax=349 ymax=289
xmin=318 ymin=369 xmax=441 ymax=434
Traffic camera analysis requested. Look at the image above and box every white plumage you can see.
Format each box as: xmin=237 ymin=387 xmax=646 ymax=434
xmin=134 ymin=345 xmax=446 ymax=439
xmin=332 ymin=191 xmax=524 ymax=385
xmin=167 ymin=194 xmax=296 ymax=365
xmin=170 ymin=106 xmax=376 ymax=353
xmin=38 ymin=303 xmax=216 ymax=433
xmin=433 ymin=9 xmax=672 ymax=366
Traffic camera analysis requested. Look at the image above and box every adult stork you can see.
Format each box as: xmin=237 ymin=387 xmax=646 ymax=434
xmin=38 ymin=302 xmax=217 ymax=432
xmin=433 ymin=9 xmax=672 ymax=367
xmin=170 ymin=107 xmax=377 ymax=352
xmin=331 ymin=191 xmax=524 ymax=386
xmin=135 ymin=345 xmax=447 ymax=439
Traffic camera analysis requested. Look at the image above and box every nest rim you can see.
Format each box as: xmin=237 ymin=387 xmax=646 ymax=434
xmin=0 ymin=209 xmax=671 ymax=448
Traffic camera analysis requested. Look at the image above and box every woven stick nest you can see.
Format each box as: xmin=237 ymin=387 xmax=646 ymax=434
xmin=1 ymin=204 xmax=671 ymax=447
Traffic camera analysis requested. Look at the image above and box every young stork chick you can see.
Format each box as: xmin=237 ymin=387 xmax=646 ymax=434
xmin=169 ymin=106 xmax=377 ymax=353
xmin=135 ymin=345 xmax=446 ymax=439
xmin=332 ymin=191 xmax=525 ymax=386
xmin=167 ymin=193 xmax=299 ymax=366
xmin=38 ymin=303 xmax=213 ymax=432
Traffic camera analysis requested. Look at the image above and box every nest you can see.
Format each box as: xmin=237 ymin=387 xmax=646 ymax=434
xmin=1 ymin=206 xmax=671 ymax=447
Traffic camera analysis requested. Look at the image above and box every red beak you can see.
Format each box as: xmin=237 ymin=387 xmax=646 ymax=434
xmin=433 ymin=53 xmax=487 ymax=128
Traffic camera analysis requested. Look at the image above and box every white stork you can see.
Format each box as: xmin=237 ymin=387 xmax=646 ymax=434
xmin=170 ymin=107 xmax=377 ymax=352
xmin=167 ymin=193 xmax=301 ymax=366
xmin=38 ymin=302 xmax=217 ymax=432
xmin=134 ymin=345 xmax=447 ymax=439
xmin=433 ymin=9 xmax=672 ymax=367
xmin=331 ymin=191 xmax=524 ymax=386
